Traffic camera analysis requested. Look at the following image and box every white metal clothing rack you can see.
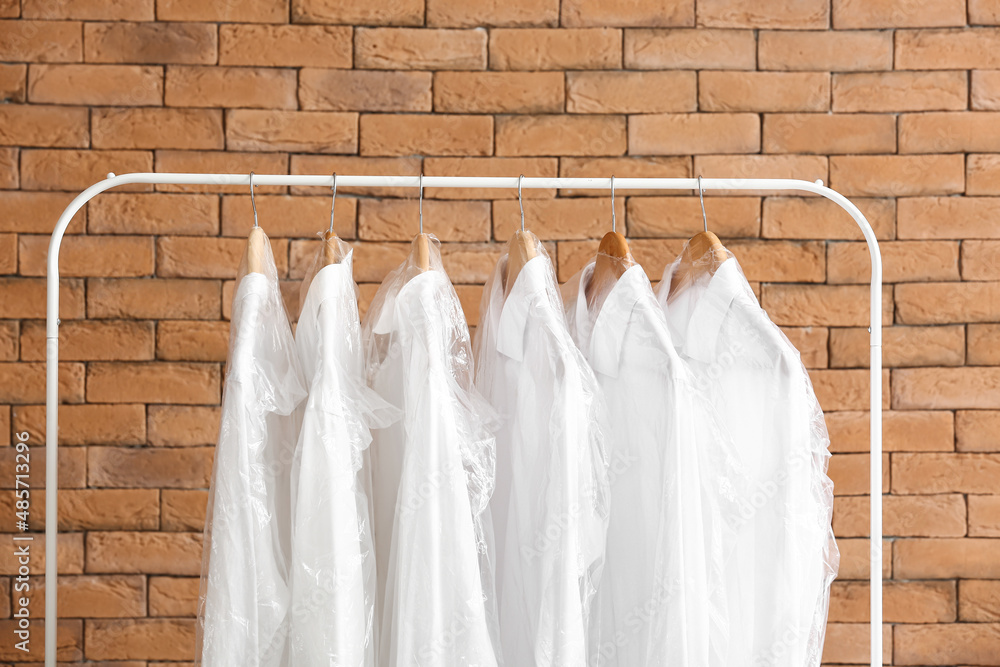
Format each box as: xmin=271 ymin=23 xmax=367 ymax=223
xmin=44 ymin=173 xmax=883 ymax=667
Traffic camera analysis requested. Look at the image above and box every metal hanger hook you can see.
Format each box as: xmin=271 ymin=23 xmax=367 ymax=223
xmin=518 ymin=174 xmax=525 ymax=232
xmin=328 ymin=172 xmax=338 ymax=234
xmin=610 ymin=175 xmax=616 ymax=233
xmin=697 ymin=175 xmax=708 ymax=233
xmin=418 ymin=173 xmax=424 ymax=235
xmin=249 ymin=171 xmax=258 ymax=228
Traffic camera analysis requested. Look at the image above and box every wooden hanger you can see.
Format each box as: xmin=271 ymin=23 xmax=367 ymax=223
xmin=668 ymin=177 xmax=728 ymax=297
xmin=245 ymin=172 xmax=266 ymax=274
xmin=587 ymin=177 xmax=634 ymax=306
xmin=412 ymin=173 xmax=430 ymax=271
xmin=505 ymin=176 xmax=536 ymax=288
xmin=320 ymin=174 xmax=346 ymax=267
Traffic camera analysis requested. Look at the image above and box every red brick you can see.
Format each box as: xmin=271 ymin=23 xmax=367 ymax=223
xmin=697 ymin=0 xmax=828 ymax=28
xmin=20 ymin=148 xmax=153 ymax=192
xmin=828 ymin=240 xmax=959 ymax=284
xmin=629 ymin=113 xmax=759 ymax=155
xmin=0 ymin=0 xmax=13 ymax=15
xmin=894 ymin=368 xmax=1000 ymax=409
xmin=426 ymin=0 xmax=558 ymax=28
xmin=836 ymin=494 xmax=965 ymax=538
xmin=1 ymin=277 xmax=84 ymax=319
xmin=838 ymin=537 xmax=892 ymax=579
xmin=969 ymin=495 xmax=1000 ymax=536
xmin=897 ymin=281 xmax=1000 ymax=324
xmin=780 ymin=326 xmax=828 ymax=367
xmin=968 ymin=324 xmax=1000 ymax=365
xmin=0 ymin=63 xmax=23 ymax=102
xmin=356 ymin=27 xmax=487 ymax=70
xmin=830 ymin=325 xmax=964 ymax=368
xmin=23 ymin=0 xmax=153 ymax=19
xmin=220 ymin=24 xmax=352 ymax=68
xmin=963 ymin=240 xmax=1000 ymax=280
xmin=0 ymin=446 xmax=86 ymax=494
xmin=425 ymin=156 xmax=558 ymax=199
xmin=88 ymin=446 xmax=214 ymax=488
xmin=439 ymin=243 xmax=505 ymax=283
xmin=290 ymin=155 xmax=421 ymax=197
xmin=893 ymin=452 xmax=1000 ymax=493
xmin=894 ymin=622 xmax=1000 ymax=665
xmin=567 ymin=71 xmax=695 ymax=114
xmin=556 ymin=238 xmax=680 ymax=282
xmin=899 ymin=197 xmax=1000 ymax=239
xmin=829 ymin=452 xmax=890 ymax=496
xmin=971 ymin=0 xmax=1000 ymax=23
xmin=161 ymin=489 xmax=208 ymax=529
xmin=0 ymin=192 xmax=85 ymax=233
xmin=301 ymin=69 xmax=432 ymax=112
xmin=562 ymin=0 xmax=692 ymax=28
xmin=87 ymin=531 xmax=201 ymax=573
xmin=834 ymin=0 xmax=966 ymax=28
xmin=628 ymin=196 xmax=760 ymax=238
xmin=897 ymin=28 xmax=1000 ymax=69
xmin=165 ymin=66 xmax=296 ymax=110
xmin=0 ymin=532 xmax=84 ymax=575
xmin=694 ymin=155 xmax=829 ymax=186
xmin=148 ymin=405 xmax=220 ymax=450
xmin=493 ymin=197 xmax=623 ymax=241
xmin=764 ymin=113 xmax=896 ymax=154
xmin=26 ymin=574 xmax=146 ymax=619
xmin=558 ymin=155 xmax=689 ymax=197
xmin=360 ymin=199 xmax=490 ymax=242
xmin=957 ymin=411 xmax=1000 ymax=452
xmin=21 ymin=320 xmax=155 ymax=361
xmin=87 ymin=362 xmax=220 ymax=404
xmin=830 ymin=154 xmax=964 ymax=197
xmin=826 ymin=409 xmax=954 ymax=453
xmin=156 ymin=320 xmax=229 ymax=362
xmin=362 ymin=114 xmax=493 ymax=156
xmin=895 ymin=538 xmax=1000 ymax=579
xmin=900 ymin=112 xmax=1000 ymax=152
xmin=28 ymin=63 xmax=162 ymax=106
xmin=834 ymin=71 xmax=968 ymax=112
xmin=0 ymin=619 xmax=82 ymax=661
xmin=830 ymin=580 xmax=956 ymax=623
xmin=974 ymin=70 xmax=1000 ymax=110
xmin=226 ymin=109 xmax=357 ymax=154
xmin=156 ymin=236 xmax=288 ymax=279
xmin=89 ymin=192 xmax=219 ymax=235
xmin=0 ymin=321 xmax=17 ymax=360
xmin=93 ymin=108 xmax=223 ymax=150
xmin=154 ymin=150 xmax=289 ymax=194
xmin=761 ymin=284 xmax=893 ymax=327
xmin=0 ymin=232 xmax=15 ymax=274
xmin=294 ymin=0 xmax=423 ymax=26
xmin=85 ymin=617 xmax=195 ymax=661
xmin=222 ymin=194 xmax=357 ymax=238
xmin=158 ymin=0 xmax=285 ymax=22
xmin=0 ymin=104 xmax=88 ymax=148
xmin=960 ymin=580 xmax=1000 ymax=620
xmin=0 ymin=20 xmax=82 ymax=62
xmin=84 ymin=21 xmax=216 ymax=65
xmin=811 ymin=369 xmax=891 ymax=412
xmin=20 ymin=234 xmax=154 ymax=277
xmin=700 ymin=71 xmax=830 ymax=112
xmin=13 ymin=403 xmax=145 ymax=446
xmin=821 ymin=623 xmax=892 ymax=665
xmin=0 ymin=362 xmax=84 ymax=404
xmin=759 ymin=30 xmax=892 ymax=71
xmin=491 ymin=28 xmax=622 ymax=70
xmin=88 ymin=278 xmax=221 ymax=319
xmin=149 ymin=576 xmax=199 ymax=616
xmin=7 ymin=488 xmax=157 ymax=531
xmin=436 ymin=71 xmax=564 ymax=113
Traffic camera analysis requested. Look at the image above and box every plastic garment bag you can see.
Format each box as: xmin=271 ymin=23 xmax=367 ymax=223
xmin=657 ymin=247 xmax=838 ymax=667
xmin=473 ymin=234 xmax=611 ymax=667
xmin=197 ymin=231 xmax=308 ymax=666
xmin=287 ymin=239 xmax=400 ymax=666
xmin=562 ymin=257 xmax=745 ymax=667
xmin=362 ymin=235 xmax=501 ymax=666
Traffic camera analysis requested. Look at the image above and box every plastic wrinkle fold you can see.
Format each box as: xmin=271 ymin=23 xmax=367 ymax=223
xmin=287 ymin=238 xmax=401 ymax=666
xmin=473 ymin=233 xmax=611 ymax=667
xmin=363 ymin=235 xmax=502 ymax=667
xmin=657 ymin=243 xmax=838 ymax=667
xmin=197 ymin=231 xmax=308 ymax=667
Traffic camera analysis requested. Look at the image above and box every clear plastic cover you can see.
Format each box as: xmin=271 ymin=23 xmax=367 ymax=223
xmin=657 ymin=242 xmax=839 ymax=667
xmin=362 ymin=235 xmax=502 ymax=666
xmin=286 ymin=238 xmax=400 ymax=666
xmin=197 ymin=231 xmax=308 ymax=666
xmin=561 ymin=253 xmax=746 ymax=667
xmin=473 ymin=233 xmax=611 ymax=666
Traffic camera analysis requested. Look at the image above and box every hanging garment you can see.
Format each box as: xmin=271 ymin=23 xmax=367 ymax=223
xmin=363 ymin=236 xmax=501 ymax=667
xmin=562 ymin=257 xmax=745 ymax=667
xmin=197 ymin=231 xmax=307 ymax=667
xmin=287 ymin=240 xmax=399 ymax=666
xmin=658 ymin=248 xmax=838 ymax=667
xmin=474 ymin=235 xmax=610 ymax=667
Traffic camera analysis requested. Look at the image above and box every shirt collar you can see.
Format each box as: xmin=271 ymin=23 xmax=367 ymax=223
xmin=673 ymin=257 xmax=748 ymax=364
xmin=371 ymin=269 xmax=446 ymax=336
xmin=588 ymin=264 xmax=649 ymax=378
xmin=495 ymin=254 xmax=553 ymax=362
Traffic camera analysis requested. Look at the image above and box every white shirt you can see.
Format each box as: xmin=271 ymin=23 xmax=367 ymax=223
xmin=198 ymin=252 xmax=308 ymax=666
xmin=658 ymin=256 xmax=838 ymax=667
xmin=364 ymin=245 xmax=501 ymax=667
xmin=474 ymin=245 xmax=610 ymax=667
xmin=562 ymin=260 xmax=744 ymax=667
xmin=288 ymin=250 xmax=398 ymax=666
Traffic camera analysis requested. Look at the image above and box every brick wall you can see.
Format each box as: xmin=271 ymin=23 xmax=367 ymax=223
xmin=0 ymin=0 xmax=998 ymax=663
